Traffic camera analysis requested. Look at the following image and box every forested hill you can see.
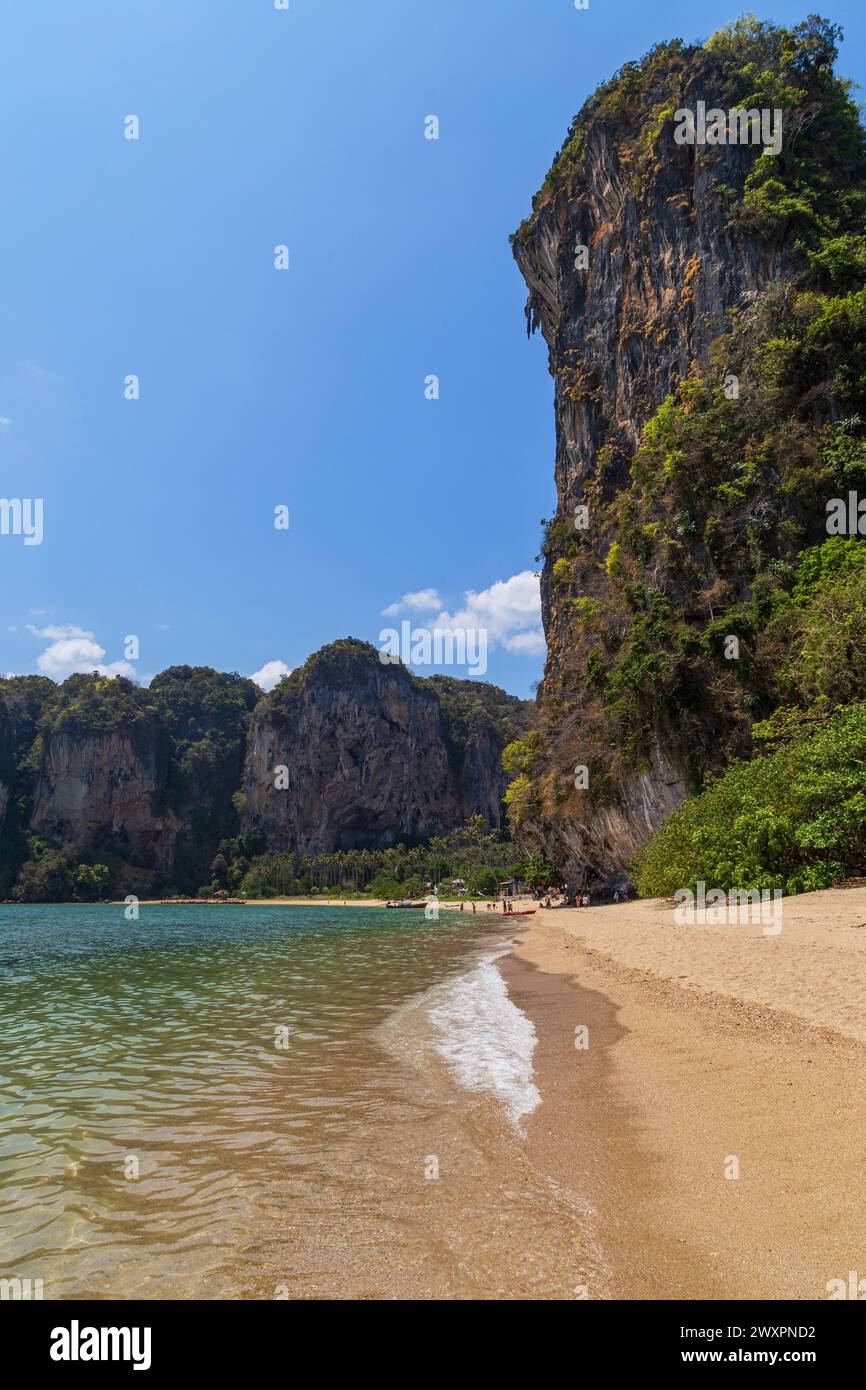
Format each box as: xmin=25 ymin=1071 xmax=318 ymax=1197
xmin=0 ymin=642 xmax=533 ymax=899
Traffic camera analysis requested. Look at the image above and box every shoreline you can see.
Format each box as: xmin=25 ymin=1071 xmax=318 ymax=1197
xmin=500 ymin=890 xmax=866 ymax=1299
xmin=5 ymin=888 xmax=864 ymax=1296
xmin=41 ymin=896 xmax=538 ymax=912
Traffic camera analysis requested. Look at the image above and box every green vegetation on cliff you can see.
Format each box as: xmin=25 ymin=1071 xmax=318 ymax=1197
xmin=1 ymin=644 xmax=534 ymax=901
xmin=0 ymin=667 xmax=259 ymax=899
xmin=0 ymin=676 xmax=56 ymax=897
xmin=636 ymin=538 xmax=866 ymax=893
xmin=145 ymin=666 xmax=260 ymax=891
xmin=259 ymin=639 xmax=531 ymax=749
xmin=519 ymin=14 xmax=865 ymax=254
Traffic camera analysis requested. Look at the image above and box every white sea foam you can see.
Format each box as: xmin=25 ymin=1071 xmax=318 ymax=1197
xmin=425 ymin=952 xmax=540 ymax=1130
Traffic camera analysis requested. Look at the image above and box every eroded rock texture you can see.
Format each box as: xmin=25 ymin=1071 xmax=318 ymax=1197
xmin=509 ymin=36 xmax=817 ymax=887
xmin=242 ymin=640 xmax=530 ymax=854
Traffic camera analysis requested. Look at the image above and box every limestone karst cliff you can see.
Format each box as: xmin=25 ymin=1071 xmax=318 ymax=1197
xmin=241 ymin=641 xmax=527 ymax=855
xmin=0 ymin=714 xmax=12 ymax=838
xmin=0 ymin=643 xmax=532 ymax=897
xmin=11 ymin=666 xmax=259 ymax=898
xmin=509 ymin=16 xmax=866 ymax=887
xmin=30 ymin=731 xmax=180 ymax=875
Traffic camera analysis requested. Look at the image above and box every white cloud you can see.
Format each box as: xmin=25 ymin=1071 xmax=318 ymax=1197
xmin=250 ymin=659 xmax=292 ymax=692
xmin=0 ymin=417 xmax=11 ymax=427
xmin=381 ymin=571 xmax=545 ymax=660
xmin=25 ymin=624 xmax=137 ymax=682
xmin=433 ymin=570 xmax=544 ymax=649
xmin=502 ymin=628 xmax=546 ymax=656
xmin=382 ymin=587 xmax=442 ymax=618
xmin=26 ymin=623 xmax=91 ymax=641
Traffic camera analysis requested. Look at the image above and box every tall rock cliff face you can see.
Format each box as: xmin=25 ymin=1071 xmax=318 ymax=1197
xmin=427 ymin=675 xmax=521 ymax=827
xmin=241 ymin=640 xmax=530 ymax=854
xmin=29 ymin=731 xmax=181 ymax=875
xmin=510 ymin=18 xmax=866 ymax=887
xmin=0 ymin=708 xmax=12 ymax=838
xmin=513 ymin=79 xmax=791 ymax=663
xmin=510 ymin=47 xmax=769 ymax=879
xmin=0 ymin=676 xmax=56 ymax=896
xmin=8 ymin=667 xmax=260 ymax=897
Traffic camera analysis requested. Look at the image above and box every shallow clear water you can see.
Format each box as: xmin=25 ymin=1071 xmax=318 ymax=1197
xmin=0 ymin=903 xmax=601 ymax=1299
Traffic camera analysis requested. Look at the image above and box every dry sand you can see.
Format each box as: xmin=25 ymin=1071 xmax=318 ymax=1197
xmin=501 ymin=886 xmax=866 ymax=1299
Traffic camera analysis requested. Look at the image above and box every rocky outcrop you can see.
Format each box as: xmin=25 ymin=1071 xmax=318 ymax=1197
xmin=0 ymin=646 xmax=532 ymax=894
xmin=510 ymin=59 xmax=760 ymax=884
xmin=527 ymin=741 xmax=689 ymax=885
xmin=8 ymin=667 xmax=260 ymax=895
xmin=0 ymin=676 xmax=56 ymax=895
xmin=510 ymin=20 xmax=858 ymax=887
xmin=242 ymin=641 xmax=530 ymax=854
xmin=512 ymin=50 xmax=795 ymax=669
xmin=30 ymin=731 xmax=181 ymax=872
xmin=0 ymin=702 xmax=11 ymax=837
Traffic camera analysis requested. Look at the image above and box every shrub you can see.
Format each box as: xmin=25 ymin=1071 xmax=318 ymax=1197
xmin=634 ymin=704 xmax=866 ymax=896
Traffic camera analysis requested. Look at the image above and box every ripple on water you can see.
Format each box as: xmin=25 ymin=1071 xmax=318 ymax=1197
xmin=0 ymin=904 xmax=604 ymax=1298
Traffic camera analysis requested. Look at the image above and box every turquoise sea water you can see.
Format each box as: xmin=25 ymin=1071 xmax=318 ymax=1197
xmin=0 ymin=903 xmax=600 ymax=1299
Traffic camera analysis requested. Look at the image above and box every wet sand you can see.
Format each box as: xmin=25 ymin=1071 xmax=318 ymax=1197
xmin=501 ymin=890 xmax=866 ymax=1299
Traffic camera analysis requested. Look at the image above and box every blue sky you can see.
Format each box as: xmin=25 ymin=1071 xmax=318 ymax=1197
xmin=1 ymin=1 xmax=864 ymax=698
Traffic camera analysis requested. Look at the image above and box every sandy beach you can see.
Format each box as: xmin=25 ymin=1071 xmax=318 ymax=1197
xmin=92 ymin=886 xmax=866 ymax=1298
xmin=500 ymin=886 xmax=866 ymax=1299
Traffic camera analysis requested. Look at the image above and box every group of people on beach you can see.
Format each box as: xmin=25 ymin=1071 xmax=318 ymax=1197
xmin=429 ymin=886 xmax=628 ymax=913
